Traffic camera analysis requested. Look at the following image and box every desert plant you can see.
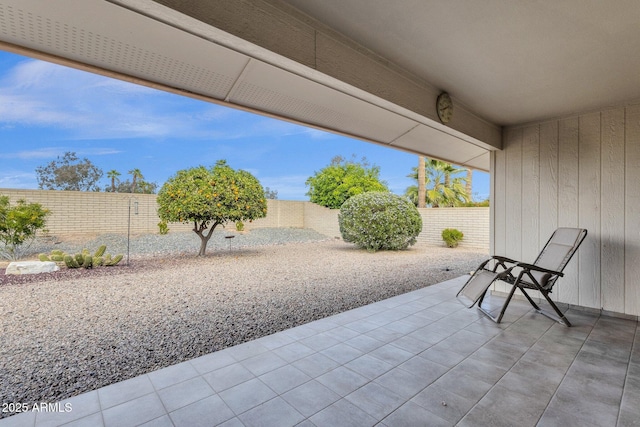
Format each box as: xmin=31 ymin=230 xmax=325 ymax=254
xmin=158 ymin=220 xmax=169 ymax=235
xmin=442 ymin=228 xmax=464 ymax=248
xmin=39 ymin=249 xmax=65 ymax=263
xmin=235 ymin=221 xmax=245 ymax=232
xmin=41 ymin=245 xmax=122 ymax=268
xmin=339 ymin=191 xmax=422 ymax=252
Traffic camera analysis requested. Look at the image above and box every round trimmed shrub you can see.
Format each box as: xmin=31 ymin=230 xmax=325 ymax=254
xmin=339 ymin=191 xmax=422 ymax=252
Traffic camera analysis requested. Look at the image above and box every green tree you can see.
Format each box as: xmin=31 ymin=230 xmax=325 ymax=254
xmin=36 ymin=151 xmax=103 ymax=192
xmin=157 ymin=161 xmax=267 ymax=256
xmin=405 ymin=158 xmax=470 ymax=207
xmin=128 ymin=168 xmax=143 ymax=193
xmin=0 ymin=195 xmax=50 ymax=260
xmin=113 ymin=179 xmax=158 ymax=194
xmin=305 ymin=155 xmax=388 ymax=209
xmin=106 ymin=169 xmax=121 ymax=192
xmin=264 ymin=187 xmax=278 ymax=200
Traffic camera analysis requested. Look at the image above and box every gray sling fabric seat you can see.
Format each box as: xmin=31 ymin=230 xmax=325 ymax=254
xmin=456 ymin=228 xmax=587 ymax=326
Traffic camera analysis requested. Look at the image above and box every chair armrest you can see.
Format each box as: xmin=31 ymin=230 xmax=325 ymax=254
xmin=516 ymin=262 xmax=564 ymax=277
xmin=492 ymin=255 xmax=519 ymax=264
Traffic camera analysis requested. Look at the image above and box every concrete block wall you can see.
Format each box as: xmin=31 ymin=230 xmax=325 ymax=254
xmin=0 ymin=189 xmax=185 ymax=236
xmin=303 ymin=202 xmax=340 ymax=238
xmin=0 ymin=188 xmax=489 ymax=249
xmin=245 ymin=199 xmax=304 ymax=230
xmin=416 ymin=207 xmax=490 ymax=249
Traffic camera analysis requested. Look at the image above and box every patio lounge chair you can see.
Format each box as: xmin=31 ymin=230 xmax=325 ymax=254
xmin=456 ymin=227 xmax=587 ymax=326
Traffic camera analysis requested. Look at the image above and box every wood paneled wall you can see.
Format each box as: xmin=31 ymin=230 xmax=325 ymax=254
xmin=492 ymin=103 xmax=640 ymax=316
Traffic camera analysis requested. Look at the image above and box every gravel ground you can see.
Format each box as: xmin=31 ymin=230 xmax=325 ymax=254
xmin=3 ymin=227 xmax=332 ymax=262
xmin=0 ymin=228 xmax=488 ymax=419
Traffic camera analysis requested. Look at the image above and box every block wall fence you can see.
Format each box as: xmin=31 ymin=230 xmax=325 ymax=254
xmin=0 ymin=189 xmax=489 ymax=249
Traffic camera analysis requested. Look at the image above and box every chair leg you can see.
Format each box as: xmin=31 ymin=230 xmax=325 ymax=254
xmin=518 ymin=287 xmax=541 ymax=311
xmin=478 ymin=280 xmax=519 ymax=324
xmin=538 ymin=291 xmax=572 ymax=327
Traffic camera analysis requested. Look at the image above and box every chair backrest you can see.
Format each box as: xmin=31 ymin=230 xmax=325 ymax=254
xmin=523 ymin=228 xmax=587 ymax=290
xmin=534 ymin=227 xmax=588 ymax=274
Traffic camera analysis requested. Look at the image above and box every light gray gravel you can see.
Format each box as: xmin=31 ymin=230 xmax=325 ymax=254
xmin=0 ymin=229 xmax=488 ymax=419
xmin=16 ymin=227 xmax=332 ymax=260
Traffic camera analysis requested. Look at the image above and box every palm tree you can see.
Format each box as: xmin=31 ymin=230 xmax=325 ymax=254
xmin=405 ymin=158 xmax=471 ymax=207
xmin=128 ymin=168 xmax=143 ymax=193
xmin=107 ymin=169 xmax=121 ymax=192
xmin=417 ymin=156 xmax=426 ymax=208
xmin=465 ymin=168 xmax=473 ymax=200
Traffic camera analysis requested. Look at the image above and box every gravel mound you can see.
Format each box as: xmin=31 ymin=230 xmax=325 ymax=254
xmin=0 ymin=230 xmax=488 ymax=419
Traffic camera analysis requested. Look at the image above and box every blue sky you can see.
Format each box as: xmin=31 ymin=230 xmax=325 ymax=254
xmin=0 ymin=50 xmax=489 ymax=201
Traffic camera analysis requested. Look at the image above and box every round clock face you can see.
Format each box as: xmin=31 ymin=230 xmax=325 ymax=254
xmin=437 ymin=92 xmax=453 ymax=123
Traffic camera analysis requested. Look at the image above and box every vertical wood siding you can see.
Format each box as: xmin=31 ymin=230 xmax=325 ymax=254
xmin=625 ymin=105 xmax=640 ymax=315
xmin=495 ymin=103 xmax=640 ymax=316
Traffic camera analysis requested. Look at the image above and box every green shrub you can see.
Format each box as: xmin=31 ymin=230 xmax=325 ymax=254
xmin=235 ymin=221 xmax=245 ymax=232
xmin=442 ymin=228 xmax=464 ymax=248
xmin=158 ymin=220 xmax=169 ymax=235
xmin=339 ymin=192 xmax=422 ymax=252
xmin=0 ymin=195 xmax=50 ymax=260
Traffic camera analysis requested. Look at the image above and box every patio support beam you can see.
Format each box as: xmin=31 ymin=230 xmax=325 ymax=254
xmin=144 ymin=0 xmax=502 ymax=150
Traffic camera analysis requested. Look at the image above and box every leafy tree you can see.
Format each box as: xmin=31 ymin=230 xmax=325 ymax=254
xmin=0 ymin=195 xmax=50 ymax=260
xmin=306 ymin=155 xmax=388 ymax=209
xmin=106 ymin=169 xmax=121 ymax=192
xmin=36 ymin=151 xmax=103 ymax=192
xmin=264 ymin=187 xmax=278 ymax=200
xmin=405 ymin=158 xmax=470 ymax=207
xmin=112 ymin=179 xmax=158 ymax=194
xmin=157 ymin=161 xmax=267 ymax=256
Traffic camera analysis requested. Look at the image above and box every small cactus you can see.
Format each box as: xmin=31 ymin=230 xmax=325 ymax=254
xmin=104 ymin=254 xmax=123 ymax=266
xmin=94 ymin=245 xmax=106 ymax=257
xmin=64 ymin=255 xmax=80 ymax=268
xmin=82 ymin=254 xmax=92 ymax=269
xmin=42 ymin=246 xmax=122 ymax=269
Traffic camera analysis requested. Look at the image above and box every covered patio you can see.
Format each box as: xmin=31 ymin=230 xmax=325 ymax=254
xmin=1 ymin=277 xmax=637 ymax=426
xmin=1 ymin=1 xmax=640 ymax=425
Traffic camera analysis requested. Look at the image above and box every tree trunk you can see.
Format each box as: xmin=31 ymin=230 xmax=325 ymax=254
xmin=194 ymin=221 xmax=217 ymax=256
xmin=417 ymin=156 xmax=426 ymax=208
xmin=466 ymin=168 xmax=473 ymax=200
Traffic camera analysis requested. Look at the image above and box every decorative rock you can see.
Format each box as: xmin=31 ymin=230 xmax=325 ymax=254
xmin=5 ymin=261 xmax=60 ymax=275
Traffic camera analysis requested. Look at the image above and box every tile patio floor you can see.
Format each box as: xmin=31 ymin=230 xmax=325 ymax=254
xmin=1 ymin=276 xmax=638 ymax=427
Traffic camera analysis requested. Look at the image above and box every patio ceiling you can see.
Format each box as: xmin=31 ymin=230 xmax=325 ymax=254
xmin=0 ymin=1 xmax=639 ymax=172
xmin=282 ymin=0 xmax=640 ymax=127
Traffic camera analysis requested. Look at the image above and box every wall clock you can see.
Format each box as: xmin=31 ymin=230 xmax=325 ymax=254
xmin=436 ymin=92 xmax=453 ymax=124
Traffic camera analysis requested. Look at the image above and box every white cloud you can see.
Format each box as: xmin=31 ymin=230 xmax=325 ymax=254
xmin=0 ymin=171 xmax=36 ymax=188
xmin=0 ymin=147 xmax=66 ymax=160
xmin=0 ymin=147 xmax=122 ymax=159
xmin=0 ymin=58 xmax=327 ymax=142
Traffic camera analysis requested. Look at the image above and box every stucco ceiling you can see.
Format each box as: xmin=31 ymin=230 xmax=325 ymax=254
xmin=282 ymin=0 xmax=640 ymax=126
